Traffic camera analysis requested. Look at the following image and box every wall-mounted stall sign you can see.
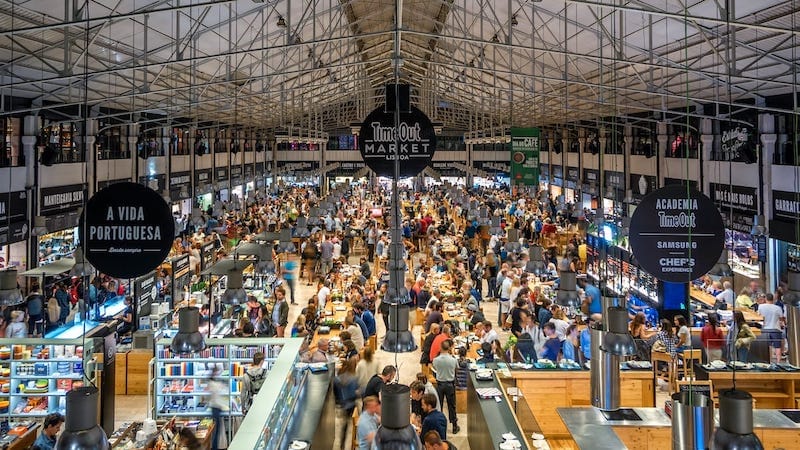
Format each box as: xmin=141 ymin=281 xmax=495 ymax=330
xmin=230 ymin=165 xmax=243 ymax=184
xmin=628 ymin=186 xmax=725 ymax=283
xmin=509 ymin=127 xmax=540 ymax=186
xmin=195 ymin=169 xmax=213 ymax=193
xmin=582 ymin=168 xmax=599 ymax=191
xmin=40 ymin=184 xmax=85 ymax=215
xmin=79 ymin=182 xmax=175 ymax=279
xmin=630 ymin=174 xmax=658 ymax=201
xmin=134 ymin=273 xmax=157 ymax=319
xmin=708 ymin=183 xmax=758 ymax=234
xmin=215 ymin=167 xmax=229 ymax=183
xmin=565 ymin=167 xmax=580 ymax=189
xmin=358 ymin=105 xmax=437 ymax=178
xmin=474 ymin=161 xmax=510 ymax=175
xmin=169 ymin=171 xmax=192 ymax=200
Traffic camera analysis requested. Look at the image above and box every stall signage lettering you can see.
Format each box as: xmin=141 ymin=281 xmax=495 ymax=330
xmin=359 ymin=105 xmax=437 ymax=178
xmin=629 ymin=185 xmax=724 ymax=282
xmin=0 ymin=191 xmax=26 ymax=224
xmin=80 ymin=182 xmax=175 ymax=279
xmin=40 ymin=185 xmax=85 ymax=214
xmin=773 ymin=190 xmax=800 ymax=223
xmin=709 ymin=183 xmax=757 ymax=211
xmin=170 ymin=172 xmax=191 ymax=186
xmin=605 ymin=171 xmax=624 ymax=188
xmin=173 ymin=254 xmax=191 ymax=278
xmin=0 ymin=222 xmax=28 ymax=246
xmin=509 ymin=127 xmax=540 ymax=186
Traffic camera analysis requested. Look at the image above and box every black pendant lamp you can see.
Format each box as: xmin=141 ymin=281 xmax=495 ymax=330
xmin=170 ymin=306 xmax=206 ymax=354
xmin=711 ymin=389 xmax=764 ymax=449
xmin=55 ymin=387 xmax=110 ymax=450
xmin=220 ymin=267 xmax=247 ymax=305
xmin=373 ymin=384 xmax=422 ymax=450
xmin=0 ymin=269 xmax=23 ymax=306
xmin=601 ymin=306 xmax=637 ymax=356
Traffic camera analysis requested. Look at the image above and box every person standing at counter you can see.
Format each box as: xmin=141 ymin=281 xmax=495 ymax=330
xmin=432 ymin=341 xmax=459 ymax=435
xmin=700 ymin=314 xmax=724 ymax=362
xmin=715 ymin=281 xmax=735 ymax=309
xmin=357 ymin=396 xmax=381 ymax=450
xmin=54 ymin=282 xmax=70 ymax=325
xmin=7 ymin=311 xmax=27 ymax=338
xmin=363 ymin=365 xmax=396 ymax=399
xmin=731 ymin=311 xmax=756 ymax=363
xmin=421 ymin=393 xmax=448 ymax=440
xmin=32 ymin=412 xmax=64 ymax=450
xmin=540 ymin=322 xmax=562 ymax=361
xmin=25 ymin=284 xmax=44 ymax=336
xmin=272 ymin=287 xmax=289 ymax=337
xmin=579 ymin=278 xmax=602 ymax=318
xmin=760 ymin=293 xmax=785 ymax=363
xmin=117 ymin=296 xmax=134 ymax=337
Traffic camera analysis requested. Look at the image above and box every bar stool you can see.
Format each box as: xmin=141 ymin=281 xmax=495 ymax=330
xmin=652 ymin=350 xmax=676 ymax=392
xmin=677 ymin=349 xmax=703 ymax=382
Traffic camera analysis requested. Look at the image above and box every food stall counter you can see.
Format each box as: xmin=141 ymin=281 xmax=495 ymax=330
xmin=557 ymin=407 xmax=800 ymax=450
xmin=689 ymin=286 xmax=763 ymax=323
xmin=0 ymin=422 xmax=39 ymax=450
xmin=468 ymin=371 xmax=530 ymax=450
xmin=45 ymin=295 xmax=127 ymax=339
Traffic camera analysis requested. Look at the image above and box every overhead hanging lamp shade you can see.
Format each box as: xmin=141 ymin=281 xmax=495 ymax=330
xmin=55 ymin=387 xmax=110 ymax=450
xmin=0 ymin=269 xmax=23 ymax=306
xmin=601 ymin=306 xmax=637 ymax=356
xmin=170 ymin=307 xmax=206 ymax=354
xmin=69 ymin=247 xmax=95 ymax=277
xmin=711 ymin=389 xmax=764 ymax=450
xmin=709 ymin=249 xmax=733 ymax=277
xmin=31 ymin=215 xmax=49 ymax=236
xmin=221 ymin=268 xmax=247 ymax=305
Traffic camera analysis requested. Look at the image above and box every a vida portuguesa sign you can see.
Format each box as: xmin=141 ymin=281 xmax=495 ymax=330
xmin=80 ymin=182 xmax=175 ymax=279
xmin=358 ymin=105 xmax=436 ymax=178
xmin=628 ymin=186 xmax=725 ymax=283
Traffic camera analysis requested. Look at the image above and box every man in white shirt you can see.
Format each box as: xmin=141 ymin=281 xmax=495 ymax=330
xmin=715 ymin=281 xmax=735 ymax=309
xmin=317 ymin=280 xmax=331 ymax=314
xmin=759 ymin=293 xmax=785 ymax=363
xmin=499 ymin=271 xmax=514 ymax=328
xmin=479 ymin=321 xmax=499 ymax=345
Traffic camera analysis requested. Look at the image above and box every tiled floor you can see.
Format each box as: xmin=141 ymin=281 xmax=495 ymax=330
xmin=112 ymin=254 xmax=507 ymax=449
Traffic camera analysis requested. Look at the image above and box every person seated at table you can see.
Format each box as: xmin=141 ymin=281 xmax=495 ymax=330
xmin=423 ymin=430 xmax=458 ymax=450
xmin=33 ymin=412 xmax=64 ymax=450
xmin=735 ymin=287 xmax=755 ymax=309
xmin=477 ymin=321 xmax=499 ymax=345
xmin=539 ymin=322 xmax=562 ymax=361
xmin=466 ymin=303 xmax=485 ymax=328
xmin=476 ymin=342 xmax=495 ymax=365
xmin=424 ymin=301 xmax=444 ymax=333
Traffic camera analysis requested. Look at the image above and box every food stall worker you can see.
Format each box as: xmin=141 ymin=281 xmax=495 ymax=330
xmin=117 ymin=296 xmax=134 ymax=336
xmin=579 ymin=278 xmax=602 ymax=317
xmin=33 ymin=413 xmax=64 ymax=450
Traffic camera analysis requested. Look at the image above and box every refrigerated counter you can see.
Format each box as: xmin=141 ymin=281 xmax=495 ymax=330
xmin=44 ymin=295 xmax=128 ymax=339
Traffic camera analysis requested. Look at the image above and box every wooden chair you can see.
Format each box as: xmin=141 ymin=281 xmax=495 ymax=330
xmin=652 ymin=350 xmax=676 ymax=392
xmin=677 ymin=349 xmax=703 ymax=381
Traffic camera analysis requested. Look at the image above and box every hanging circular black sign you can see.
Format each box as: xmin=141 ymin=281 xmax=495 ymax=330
xmin=79 ymin=182 xmax=175 ymax=279
xmin=358 ymin=105 xmax=436 ymax=178
xmin=628 ymin=185 xmax=724 ymax=283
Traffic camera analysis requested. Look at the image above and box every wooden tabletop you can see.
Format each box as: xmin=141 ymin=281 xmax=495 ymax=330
xmin=690 ymin=286 xmax=763 ymax=322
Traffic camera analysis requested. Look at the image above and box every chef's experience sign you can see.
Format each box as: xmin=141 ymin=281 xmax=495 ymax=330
xmin=629 ymin=185 xmax=725 ymax=283
xmin=358 ymin=105 xmax=437 ymax=178
xmin=79 ymin=182 xmax=175 ymax=279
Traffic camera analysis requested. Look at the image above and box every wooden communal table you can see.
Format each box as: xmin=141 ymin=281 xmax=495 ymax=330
xmin=310 ymin=301 xmax=352 ymax=349
xmin=695 ymin=365 xmax=800 ymax=409
xmin=509 ymin=369 xmax=655 ymax=439
xmin=690 ymin=286 xmax=763 ymax=323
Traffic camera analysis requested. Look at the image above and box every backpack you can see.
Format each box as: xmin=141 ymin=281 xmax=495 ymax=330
xmin=247 ymin=368 xmax=266 ymax=396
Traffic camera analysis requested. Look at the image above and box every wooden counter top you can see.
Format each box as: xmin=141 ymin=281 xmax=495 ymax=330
xmin=690 ymin=287 xmax=763 ymax=322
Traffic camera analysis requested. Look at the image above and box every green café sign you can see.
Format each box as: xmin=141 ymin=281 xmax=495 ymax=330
xmin=510 ymin=127 xmax=540 ymax=186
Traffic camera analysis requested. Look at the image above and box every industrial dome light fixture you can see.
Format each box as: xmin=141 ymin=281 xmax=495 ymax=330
xmin=0 ymin=269 xmax=24 ymax=306
xmin=711 ymin=389 xmax=764 ymax=450
xmin=170 ymin=306 xmax=207 ymax=355
xmin=55 ymin=387 xmax=110 ymax=450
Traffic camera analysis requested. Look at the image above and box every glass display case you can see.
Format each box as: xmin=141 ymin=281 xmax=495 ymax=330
xmin=0 ymin=339 xmax=97 ymax=419
xmin=153 ymin=338 xmax=284 ymax=418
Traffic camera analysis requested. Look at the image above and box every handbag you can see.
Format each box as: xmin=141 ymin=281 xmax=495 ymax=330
xmin=652 ymin=340 xmax=667 ymax=353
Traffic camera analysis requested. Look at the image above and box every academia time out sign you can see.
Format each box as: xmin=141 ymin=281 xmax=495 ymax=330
xmin=358 ymin=105 xmax=436 ymax=178
xmin=628 ymin=186 xmax=724 ymax=283
xmin=80 ymin=182 xmax=175 ymax=279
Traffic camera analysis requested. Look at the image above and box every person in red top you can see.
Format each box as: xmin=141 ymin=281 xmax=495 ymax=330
xmin=429 ymin=323 xmax=452 ymax=362
xmin=700 ymin=314 xmax=724 ymax=362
